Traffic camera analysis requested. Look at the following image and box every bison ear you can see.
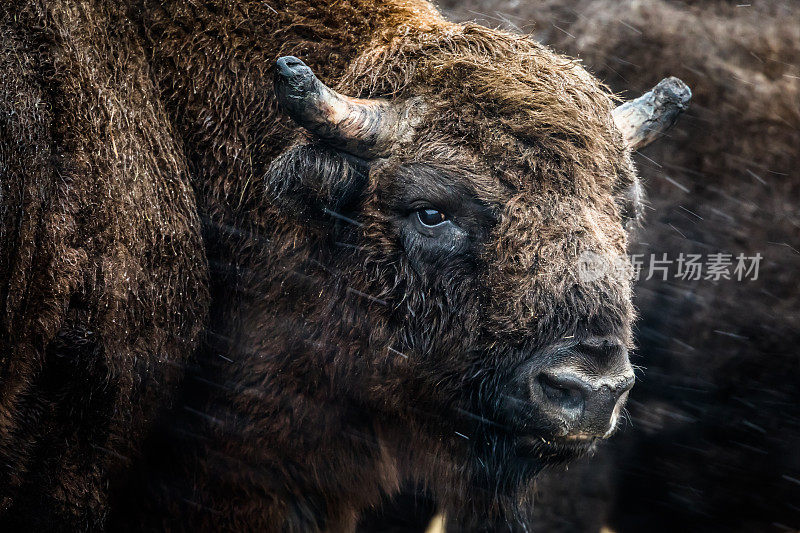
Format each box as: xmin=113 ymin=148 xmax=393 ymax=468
xmin=264 ymin=143 xmax=369 ymax=221
xmin=612 ymin=77 xmax=691 ymax=150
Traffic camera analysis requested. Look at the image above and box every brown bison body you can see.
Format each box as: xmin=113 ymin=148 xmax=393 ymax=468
xmin=0 ymin=1 xmax=208 ymax=530
xmin=1 ymin=0 xmax=687 ymax=530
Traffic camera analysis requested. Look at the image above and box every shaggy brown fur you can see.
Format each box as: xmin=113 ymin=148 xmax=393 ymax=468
xmin=4 ymin=0 xmax=647 ymax=530
xmin=0 ymin=1 xmax=209 ymax=530
xmin=429 ymin=1 xmax=800 ymax=531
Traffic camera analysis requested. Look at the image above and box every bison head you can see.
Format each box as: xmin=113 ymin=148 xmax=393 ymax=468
xmin=263 ymin=26 xmax=689 ymax=514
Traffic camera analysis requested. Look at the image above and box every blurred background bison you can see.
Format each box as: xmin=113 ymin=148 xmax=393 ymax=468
xmin=374 ymin=0 xmax=798 ymax=531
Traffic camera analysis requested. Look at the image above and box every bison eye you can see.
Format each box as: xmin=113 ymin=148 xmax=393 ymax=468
xmin=416 ymin=208 xmax=448 ymax=227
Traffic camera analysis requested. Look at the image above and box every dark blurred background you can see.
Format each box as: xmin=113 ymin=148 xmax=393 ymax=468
xmin=367 ymin=1 xmax=800 ymax=531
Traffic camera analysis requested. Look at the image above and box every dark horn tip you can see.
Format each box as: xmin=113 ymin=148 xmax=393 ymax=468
xmin=275 ymin=56 xmax=312 ymax=80
xmin=654 ymin=76 xmax=692 ymax=108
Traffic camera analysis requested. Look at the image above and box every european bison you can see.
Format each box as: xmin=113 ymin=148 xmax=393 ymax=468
xmin=434 ymin=0 xmax=800 ymax=531
xmin=1 ymin=0 xmax=688 ymax=530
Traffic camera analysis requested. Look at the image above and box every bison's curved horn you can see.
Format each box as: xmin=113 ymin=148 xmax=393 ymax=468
xmin=612 ymin=77 xmax=692 ymax=150
xmin=274 ymin=56 xmax=397 ymax=158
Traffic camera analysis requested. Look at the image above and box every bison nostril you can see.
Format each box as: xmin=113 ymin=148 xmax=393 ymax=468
xmin=538 ymin=373 xmax=585 ymax=412
xmin=533 ymin=369 xmax=634 ymax=437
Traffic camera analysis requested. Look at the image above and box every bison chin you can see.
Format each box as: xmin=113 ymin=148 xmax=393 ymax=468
xmin=513 ymin=433 xmax=598 ymax=464
xmin=427 ymin=416 xmax=591 ymax=500
xmin=424 ymin=432 xmax=584 ymax=531
xmin=419 ymin=423 xmax=599 ymax=530
xmin=471 ymin=421 xmax=597 ymax=486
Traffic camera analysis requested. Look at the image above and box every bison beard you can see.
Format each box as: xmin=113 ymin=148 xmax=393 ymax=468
xmin=2 ymin=0 xmax=687 ymax=531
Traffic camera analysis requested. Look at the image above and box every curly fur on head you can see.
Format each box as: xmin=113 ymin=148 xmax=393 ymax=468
xmin=337 ymin=22 xmax=638 ymax=340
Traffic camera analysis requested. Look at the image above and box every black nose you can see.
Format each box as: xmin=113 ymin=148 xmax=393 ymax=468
xmin=530 ymin=337 xmax=634 ymax=438
xmin=537 ymin=370 xmax=634 ymax=437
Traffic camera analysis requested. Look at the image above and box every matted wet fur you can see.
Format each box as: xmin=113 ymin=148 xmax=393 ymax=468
xmin=4 ymin=0 xmax=645 ymax=530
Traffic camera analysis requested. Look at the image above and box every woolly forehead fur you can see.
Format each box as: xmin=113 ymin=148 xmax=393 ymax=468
xmin=339 ymin=22 xmax=635 ymax=193
xmin=334 ymin=22 xmax=638 ymax=342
